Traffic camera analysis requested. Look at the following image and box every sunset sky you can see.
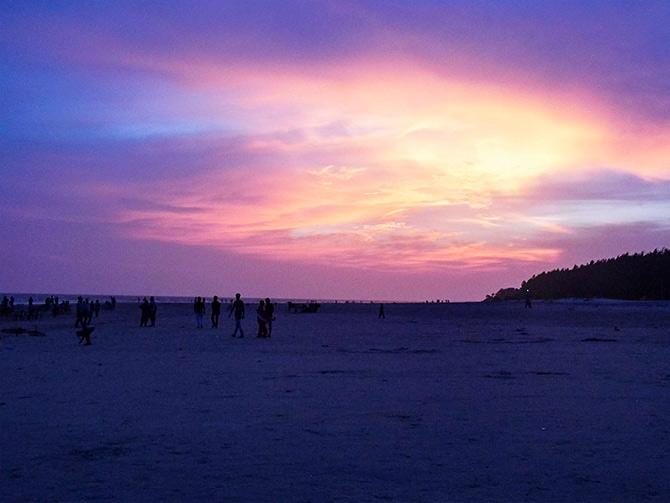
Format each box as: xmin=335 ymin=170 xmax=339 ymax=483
xmin=2 ymin=1 xmax=669 ymax=301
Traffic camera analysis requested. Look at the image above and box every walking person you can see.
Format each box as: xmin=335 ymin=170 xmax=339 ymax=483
xmin=211 ymin=295 xmax=221 ymax=328
xmin=229 ymin=293 xmax=245 ymax=338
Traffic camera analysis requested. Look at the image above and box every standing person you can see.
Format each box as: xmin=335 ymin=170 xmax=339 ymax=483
xmin=87 ymin=299 xmax=95 ymax=324
xmin=75 ymin=296 xmax=85 ymax=327
xmin=139 ymin=297 xmax=150 ymax=327
xmin=256 ymin=300 xmax=267 ymax=338
xmin=194 ymin=297 xmax=205 ymax=328
xmin=264 ymin=298 xmax=275 ymax=337
xmin=211 ymin=296 xmax=221 ymax=328
xmin=524 ymin=289 xmax=533 ymax=309
xmin=229 ymin=293 xmax=245 ymax=338
xmin=378 ymin=303 xmax=385 ymax=319
xmin=149 ymin=296 xmax=157 ymax=327
xmin=94 ymin=299 xmax=100 ymax=318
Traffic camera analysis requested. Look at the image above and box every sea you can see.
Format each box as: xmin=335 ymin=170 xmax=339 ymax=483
xmin=0 ymin=292 xmax=390 ymax=305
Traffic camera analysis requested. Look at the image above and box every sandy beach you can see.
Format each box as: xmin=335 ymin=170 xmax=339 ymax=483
xmin=2 ymin=300 xmax=669 ymax=501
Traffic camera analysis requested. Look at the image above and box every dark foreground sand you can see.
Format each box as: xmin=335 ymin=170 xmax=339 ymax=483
xmin=2 ymin=301 xmax=669 ymax=501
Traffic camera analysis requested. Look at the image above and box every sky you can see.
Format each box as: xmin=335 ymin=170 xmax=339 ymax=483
xmin=1 ymin=1 xmax=669 ymax=301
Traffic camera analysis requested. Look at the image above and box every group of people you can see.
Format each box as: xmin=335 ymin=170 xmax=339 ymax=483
xmin=190 ymin=293 xmax=274 ymax=338
xmin=75 ymin=297 xmax=101 ymax=327
xmin=45 ymin=295 xmax=72 ymax=316
xmin=1 ymin=295 xmax=15 ymax=312
xmin=192 ymin=296 xmax=222 ymax=328
xmin=139 ymin=297 xmax=158 ymax=327
xmin=255 ymin=298 xmax=275 ymax=338
xmin=196 ymin=293 xmax=275 ymax=338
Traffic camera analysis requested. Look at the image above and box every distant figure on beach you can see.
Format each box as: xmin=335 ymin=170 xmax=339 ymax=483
xmin=149 ymin=296 xmax=157 ymax=326
xmin=525 ymin=290 xmax=533 ymax=309
xmin=229 ymin=293 xmax=245 ymax=338
xmin=256 ymin=300 xmax=267 ymax=337
xmin=139 ymin=297 xmax=150 ymax=327
xmin=75 ymin=297 xmax=94 ymax=345
xmin=211 ymin=296 xmax=221 ymax=328
xmin=94 ymin=299 xmax=100 ymax=318
xmin=194 ymin=297 xmax=205 ymax=328
xmin=264 ymin=298 xmax=275 ymax=337
xmin=378 ymin=303 xmax=385 ymax=319
xmin=75 ymin=297 xmax=85 ymax=327
xmin=86 ymin=299 xmax=94 ymax=324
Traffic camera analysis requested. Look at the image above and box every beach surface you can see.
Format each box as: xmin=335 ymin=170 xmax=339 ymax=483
xmin=2 ymin=301 xmax=669 ymax=501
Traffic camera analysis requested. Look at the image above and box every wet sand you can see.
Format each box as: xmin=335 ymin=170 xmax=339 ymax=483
xmin=2 ymin=301 xmax=669 ymax=501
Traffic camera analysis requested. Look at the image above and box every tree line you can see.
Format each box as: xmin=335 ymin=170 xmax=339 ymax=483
xmin=486 ymin=248 xmax=670 ymax=301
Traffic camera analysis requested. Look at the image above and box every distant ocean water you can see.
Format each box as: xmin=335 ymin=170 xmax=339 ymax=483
xmin=0 ymin=292 xmax=387 ymax=305
xmin=1 ymin=292 xmax=195 ymax=305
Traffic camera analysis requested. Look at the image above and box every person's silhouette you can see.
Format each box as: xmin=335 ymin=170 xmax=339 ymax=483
xmin=149 ymin=296 xmax=157 ymax=326
xmin=229 ymin=293 xmax=245 ymax=338
xmin=139 ymin=297 xmax=150 ymax=327
xmin=264 ymin=298 xmax=275 ymax=337
xmin=211 ymin=296 xmax=221 ymax=328
xmin=256 ymin=300 xmax=267 ymax=337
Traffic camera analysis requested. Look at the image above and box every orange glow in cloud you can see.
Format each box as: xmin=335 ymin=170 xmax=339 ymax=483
xmin=105 ymin=60 xmax=668 ymax=270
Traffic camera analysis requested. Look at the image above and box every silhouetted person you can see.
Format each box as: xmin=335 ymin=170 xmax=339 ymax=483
xmin=378 ymin=303 xmax=385 ymax=319
xmin=194 ymin=297 xmax=205 ymax=328
xmin=75 ymin=296 xmax=85 ymax=327
xmin=94 ymin=299 xmax=100 ymax=318
xmin=229 ymin=293 xmax=245 ymax=338
xmin=149 ymin=296 xmax=157 ymax=326
xmin=264 ymin=298 xmax=275 ymax=337
xmin=139 ymin=297 xmax=150 ymax=327
xmin=211 ymin=296 xmax=221 ymax=328
xmin=256 ymin=300 xmax=267 ymax=337
xmin=75 ymin=306 xmax=94 ymax=346
xmin=86 ymin=299 xmax=94 ymax=324
xmin=524 ymin=290 xmax=532 ymax=309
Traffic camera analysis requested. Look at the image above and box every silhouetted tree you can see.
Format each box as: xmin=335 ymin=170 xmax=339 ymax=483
xmin=487 ymin=248 xmax=670 ymax=301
